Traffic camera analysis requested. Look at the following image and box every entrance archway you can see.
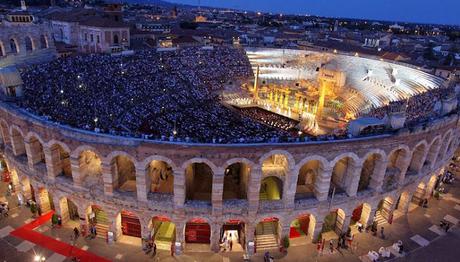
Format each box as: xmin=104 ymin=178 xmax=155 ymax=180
xmin=385 ymin=148 xmax=409 ymax=189
xmin=350 ymin=203 xmax=372 ymax=232
xmin=185 ymin=218 xmax=210 ymax=244
xmin=150 ymin=216 xmax=176 ymax=251
xmin=221 ymin=220 xmax=245 ymax=252
xmin=223 ymin=162 xmax=250 ymax=200
xmin=49 ymin=144 xmax=72 ymax=179
xmin=411 ymin=182 xmax=426 ymax=207
xmin=26 ymin=135 xmax=46 ymax=168
xmin=290 ymin=214 xmax=316 ymax=243
xmin=37 ymin=188 xmax=54 ymax=213
xmin=185 ymin=163 xmax=213 ymax=201
xmin=260 ymin=176 xmax=282 ymax=200
xmin=408 ymin=143 xmax=427 ymax=175
xmin=375 ymin=197 xmax=394 ymax=225
xmin=87 ymin=205 xmax=109 ymax=239
xmin=120 ymin=210 xmax=141 ymax=238
xmin=255 ymin=217 xmax=279 ymax=251
xmin=321 ymin=209 xmax=346 ymax=240
xmin=58 ymin=197 xmax=79 ymax=224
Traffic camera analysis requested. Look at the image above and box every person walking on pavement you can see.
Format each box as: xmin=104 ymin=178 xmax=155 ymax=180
xmin=380 ymin=227 xmax=385 ymax=239
xmin=73 ymin=227 xmax=80 ymax=240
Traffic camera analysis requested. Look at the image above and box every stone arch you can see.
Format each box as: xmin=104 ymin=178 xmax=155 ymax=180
xmin=295 ymin=156 xmax=329 ymax=200
xmin=358 ymin=150 xmax=385 ymax=192
xmin=24 ymin=36 xmax=35 ymax=51
xmin=181 ymin=158 xmax=219 ymax=174
xmin=107 ymin=153 xmax=137 ymax=195
xmin=86 ymin=204 xmax=110 ymax=239
xmin=384 ymin=146 xmax=410 ymax=189
xmin=289 ymin=213 xmax=316 ymax=241
xmin=149 ymin=215 xmax=176 ymax=249
xmin=426 ymin=136 xmax=442 ymax=169
xmin=47 ymin=142 xmax=72 ymax=179
xmin=71 ymin=145 xmax=101 ymax=159
xmin=145 ymin=158 xmax=174 ymax=194
xmin=184 ymin=160 xmax=214 ymax=202
xmin=9 ymin=126 xmax=26 ymax=157
xmin=259 ymin=150 xmax=295 ymax=170
xmin=36 ymin=187 xmax=55 ymax=213
xmin=9 ymin=38 xmax=19 ymax=53
xmin=321 ymin=208 xmax=347 ymax=236
xmin=407 ymin=141 xmax=428 ymax=175
xmin=446 ymin=136 xmax=457 ymax=159
xmin=185 ymin=218 xmax=211 ymax=244
xmin=351 ymin=202 xmax=372 ymax=227
xmin=24 ymin=132 xmax=46 ymax=168
xmin=375 ymin=196 xmax=394 ymax=225
xmin=260 ymin=176 xmax=283 ymax=200
xmin=223 ymin=160 xmax=251 ymax=200
xmin=115 ymin=210 xmax=142 ymax=238
xmin=329 ymin=152 xmax=360 ymax=196
xmin=141 ymin=155 xmax=178 ymax=173
xmin=411 ymin=181 xmax=427 ymax=207
xmin=57 ymin=196 xmax=80 ymax=224
xmin=77 ymin=149 xmax=102 ymax=187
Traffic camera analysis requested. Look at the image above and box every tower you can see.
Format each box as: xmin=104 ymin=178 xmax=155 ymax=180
xmin=253 ymin=66 xmax=260 ymax=99
xmin=21 ymin=0 xmax=27 ymax=11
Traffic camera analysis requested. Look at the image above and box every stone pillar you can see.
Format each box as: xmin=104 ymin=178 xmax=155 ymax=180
xmin=245 ymin=223 xmax=255 ymax=255
xmin=24 ymin=139 xmax=44 ymax=170
xmin=397 ymin=156 xmax=411 ymax=185
xmin=211 ymin=172 xmax=224 ymax=216
xmin=210 ymin=222 xmax=222 ymax=252
xmin=101 ymin=162 xmax=114 ymax=196
xmin=365 ymin=207 xmax=377 ymax=227
xmin=345 ymin=162 xmax=362 ymax=197
xmin=173 ymin=170 xmax=186 ymax=208
xmin=11 ymin=133 xmax=25 ymax=156
xmin=312 ymin=220 xmax=323 ymax=243
xmin=342 ymin=215 xmax=352 ymax=233
xmin=247 ymin=167 xmax=263 ymax=216
xmin=77 ymin=204 xmax=89 ymax=236
xmin=109 ymin=212 xmax=121 ymax=241
xmin=283 ymin=169 xmax=296 ymax=209
xmin=44 ymin=146 xmax=61 ymax=181
xmin=174 ymin=221 xmax=185 ymax=255
xmin=20 ymin=177 xmax=32 ymax=200
xmin=70 ymin=157 xmax=83 ymax=187
xmin=135 ymin=164 xmax=149 ymax=203
xmin=279 ymin=222 xmax=290 ymax=245
xmin=369 ymin=159 xmax=388 ymax=192
xmin=314 ymin=167 xmax=332 ymax=201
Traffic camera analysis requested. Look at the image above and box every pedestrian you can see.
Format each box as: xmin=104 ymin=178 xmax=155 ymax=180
xmin=380 ymin=227 xmax=385 ymax=239
xmin=73 ymin=227 xmax=80 ymax=239
xmin=445 ymin=223 xmax=451 ymax=232
xmin=229 ymin=238 xmax=233 ymax=251
xmin=317 ymin=241 xmax=322 ymax=256
xmin=329 ymin=240 xmax=334 ymax=254
xmin=153 ymin=242 xmax=157 ymax=256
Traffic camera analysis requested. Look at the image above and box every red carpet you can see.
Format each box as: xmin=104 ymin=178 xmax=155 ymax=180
xmin=289 ymin=227 xmax=301 ymax=238
xmin=10 ymin=211 xmax=110 ymax=262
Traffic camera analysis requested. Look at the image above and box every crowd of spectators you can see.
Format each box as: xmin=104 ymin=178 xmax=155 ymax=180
xmin=364 ymin=87 xmax=456 ymax=126
xmin=19 ymin=46 xmax=293 ymax=143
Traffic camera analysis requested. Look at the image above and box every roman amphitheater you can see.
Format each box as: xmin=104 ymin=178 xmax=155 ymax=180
xmin=1 ymin=25 xmax=460 ymax=256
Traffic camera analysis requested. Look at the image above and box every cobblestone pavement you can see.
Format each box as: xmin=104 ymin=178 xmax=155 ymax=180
xmin=1 ymin=175 xmax=460 ymax=262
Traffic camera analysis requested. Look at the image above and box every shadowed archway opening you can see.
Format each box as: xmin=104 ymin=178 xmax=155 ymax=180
xmin=223 ymin=162 xmax=250 ymax=200
xmin=296 ymin=160 xmax=324 ymax=200
xmin=185 ymin=163 xmax=213 ymax=201
xmin=260 ymin=176 xmax=283 ymax=200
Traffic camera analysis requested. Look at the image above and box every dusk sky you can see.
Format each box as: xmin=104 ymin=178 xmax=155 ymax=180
xmin=165 ymin=0 xmax=460 ymax=25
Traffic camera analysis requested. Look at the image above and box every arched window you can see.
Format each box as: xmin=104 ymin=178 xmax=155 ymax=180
xmin=25 ymin=36 xmax=33 ymax=51
xmin=10 ymin=39 xmax=18 ymax=53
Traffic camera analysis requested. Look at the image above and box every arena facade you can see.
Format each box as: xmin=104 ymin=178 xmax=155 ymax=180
xmin=0 ymin=22 xmax=459 ymax=254
xmin=0 ymin=95 xmax=459 ymax=254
